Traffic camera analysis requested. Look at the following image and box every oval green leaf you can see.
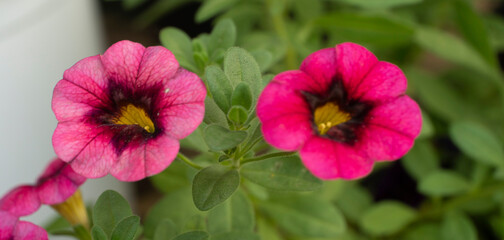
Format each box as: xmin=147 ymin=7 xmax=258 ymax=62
xmin=110 ymin=216 xmax=140 ymax=240
xmin=419 ymin=170 xmax=470 ymax=197
xmin=204 ymin=124 xmax=247 ymax=151
xmin=192 ymin=165 xmax=240 ymax=211
xmin=360 ymin=201 xmax=417 ymax=236
xmin=93 ymin=190 xmax=133 ymax=237
xmin=450 ymin=121 xmax=504 ymax=167
xmin=241 ymin=156 xmax=322 ymax=191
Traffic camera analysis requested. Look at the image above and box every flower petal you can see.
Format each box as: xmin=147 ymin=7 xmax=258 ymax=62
xmin=137 ymin=46 xmax=179 ymax=89
xmin=13 ymin=221 xmax=48 ymax=240
xmin=300 ymin=48 xmax=337 ymax=93
xmin=36 ymin=160 xmax=86 ymax=205
xmin=335 ymin=43 xmax=379 ymax=98
xmin=273 ymin=70 xmax=328 ymax=94
xmin=257 ymin=81 xmax=313 ymax=150
xmin=110 ymin=134 xmax=179 ymax=181
xmin=360 ymin=96 xmax=422 ymax=161
xmin=156 ymin=69 xmax=206 ymax=139
xmin=100 ymin=40 xmax=145 ymax=89
xmin=0 ymin=211 xmax=17 ymax=239
xmin=53 ymin=122 xmax=116 ymax=178
xmin=257 ymin=81 xmax=311 ymax=122
xmin=300 ymin=136 xmax=373 ymax=180
xmin=0 ymin=186 xmax=40 ymax=217
xmin=351 ymin=61 xmax=407 ymax=103
xmin=53 ymin=56 xmax=111 ymax=122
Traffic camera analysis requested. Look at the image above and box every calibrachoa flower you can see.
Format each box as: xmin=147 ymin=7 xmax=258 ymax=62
xmin=257 ymin=43 xmax=422 ymax=180
xmin=0 ymin=159 xmax=88 ymax=228
xmin=0 ymin=210 xmax=48 ymax=240
xmin=52 ymin=40 xmax=206 ymax=181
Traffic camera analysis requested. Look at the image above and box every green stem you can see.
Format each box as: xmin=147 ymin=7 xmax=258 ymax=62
xmin=241 ymin=151 xmax=296 ymax=165
xmin=177 ymin=153 xmax=204 ymax=170
xmin=265 ymin=0 xmax=297 ymax=69
xmin=419 ymin=182 xmax=504 ymax=219
xmin=235 ymin=136 xmax=264 ymax=160
xmin=73 ymin=225 xmax=92 ymax=240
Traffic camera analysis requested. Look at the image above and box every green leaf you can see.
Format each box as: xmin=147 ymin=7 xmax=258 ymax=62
xmin=150 ymin=159 xmax=194 ymax=193
xmin=209 ymin=19 xmax=236 ymax=56
xmin=204 ymin=124 xmax=247 ymax=151
xmin=230 ymin=82 xmax=253 ymax=110
xmin=484 ymin=15 xmax=504 ymax=51
xmin=93 ymin=190 xmax=133 ymax=237
xmin=441 ymin=211 xmax=477 ymax=240
xmin=196 ymin=0 xmax=239 ymax=22
xmin=450 ymin=121 xmax=504 ymax=167
xmin=44 ymin=215 xmax=71 ymax=235
xmin=402 ymin=140 xmax=440 ymax=181
xmin=331 ymin=0 xmax=422 ymax=9
xmin=261 ymin=195 xmax=346 ymax=238
xmin=418 ymin=110 xmax=434 ymax=139
xmin=192 ymin=165 xmax=240 ymax=211
xmin=335 ymin=184 xmax=373 ymax=223
xmin=205 ymin=65 xmax=233 ymax=113
xmin=204 ymin=98 xmax=228 ymax=127
xmin=453 ymin=0 xmax=497 ymax=67
xmin=143 ymin=188 xmax=200 ymax=238
xmin=414 ymin=27 xmax=495 ymax=78
xmin=403 ymin=223 xmax=442 ymax=240
xmin=227 ymin=106 xmax=248 ymax=125
xmin=207 ymin=190 xmax=254 ymax=234
xmin=251 ymin=50 xmax=273 ymax=73
xmin=257 ymin=216 xmax=282 ymax=240
xmin=360 ymin=201 xmax=417 ymax=236
xmin=153 ymin=219 xmax=177 ymax=240
xmin=210 ymin=231 xmax=260 ymax=240
xmin=224 ymin=47 xmax=262 ymax=100
xmin=160 ymin=27 xmax=196 ymax=72
xmin=91 ymin=226 xmax=108 ymax=240
xmin=315 ymin=12 xmax=414 ymax=46
xmin=122 ymin=0 xmax=146 ymax=10
xmin=406 ymin=68 xmax=467 ymax=121
xmin=110 ymin=216 xmax=140 ymax=240
xmin=173 ymin=231 xmax=209 ymax=240
xmin=241 ymin=156 xmax=322 ymax=191
xmin=419 ymin=170 xmax=470 ymax=197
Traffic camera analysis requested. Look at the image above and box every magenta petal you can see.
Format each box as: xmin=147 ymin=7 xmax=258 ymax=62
xmin=110 ymin=134 xmax=180 ymax=181
xmin=36 ymin=159 xmax=86 ymax=205
xmin=300 ymin=48 xmax=337 ymax=93
xmin=335 ymin=43 xmax=378 ymax=97
xmin=257 ymin=81 xmax=311 ymax=122
xmin=272 ymin=70 xmax=327 ymax=94
xmin=156 ymin=69 xmax=206 ymax=139
xmin=137 ymin=46 xmax=179 ymax=88
xmin=0 ymin=186 xmax=40 ymax=217
xmin=352 ymin=61 xmax=407 ymax=102
xmin=52 ymin=56 xmax=111 ymax=122
xmin=300 ymin=136 xmax=373 ymax=180
xmin=100 ymin=40 xmax=145 ymax=89
xmin=361 ymin=96 xmax=422 ymax=161
xmin=0 ymin=211 xmax=17 ymax=239
xmin=13 ymin=221 xmax=48 ymax=240
xmin=53 ymin=122 xmax=116 ymax=178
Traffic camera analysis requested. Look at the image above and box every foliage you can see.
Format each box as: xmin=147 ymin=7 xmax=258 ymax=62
xmin=47 ymin=0 xmax=504 ymax=239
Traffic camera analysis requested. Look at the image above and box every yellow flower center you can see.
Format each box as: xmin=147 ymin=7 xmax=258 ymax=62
xmin=113 ymin=104 xmax=155 ymax=133
xmin=314 ymin=102 xmax=351 ymax=135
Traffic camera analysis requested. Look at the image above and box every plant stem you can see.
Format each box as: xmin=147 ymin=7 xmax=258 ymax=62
xmin=241 ymin=151 xmax=296 ymax=165
xmin=235 ymin=136 xmax=264 ymax=160
xmin=265 ymin=0 xmax=297 ymax=69
xmin=177 ymin=153 xmax=204 ymax=170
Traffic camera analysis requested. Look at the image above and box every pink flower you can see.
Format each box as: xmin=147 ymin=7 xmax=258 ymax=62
xmin=0 ymin=211 xmax=48 ymax=240
xmin=0 ymin=159 xmax=85 ymax=215
xmin=52 ymin=40 xmax=206 ymax=181
xmin=257 ymin=43 xmax=422 ymax=180
xmin=36 ymin=158 xmax=86 ymax=205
